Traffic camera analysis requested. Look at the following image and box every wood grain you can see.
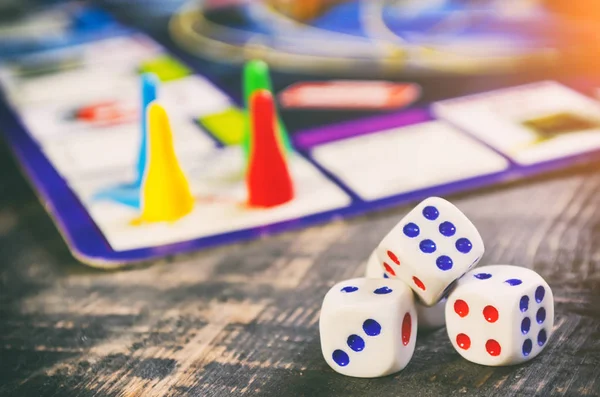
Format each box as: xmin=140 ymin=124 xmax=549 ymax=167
xmin=1 ymin=136 xmax=599 ymax=397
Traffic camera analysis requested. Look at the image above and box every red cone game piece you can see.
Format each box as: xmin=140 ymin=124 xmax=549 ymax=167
xmin=247 ymin=90 xmax=294 ymax=207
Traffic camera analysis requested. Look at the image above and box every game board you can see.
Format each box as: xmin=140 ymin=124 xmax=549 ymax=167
xmin=3 ymin=6 xmax=600 ymax=267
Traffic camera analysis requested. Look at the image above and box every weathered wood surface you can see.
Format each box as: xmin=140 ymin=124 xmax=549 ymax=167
xmin=1 ymin=135 xmax=599 ymax=397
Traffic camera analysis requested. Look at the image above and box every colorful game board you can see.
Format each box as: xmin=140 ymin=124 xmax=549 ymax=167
xmin=3 ymin=7 xmax=600 ymax=267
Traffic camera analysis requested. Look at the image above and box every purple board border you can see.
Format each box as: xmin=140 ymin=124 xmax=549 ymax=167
xmin=293 ymin=108 xmax=432 ymax=149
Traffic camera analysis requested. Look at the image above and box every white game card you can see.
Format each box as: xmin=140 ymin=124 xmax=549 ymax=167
xmin=311 ymin=121 xmax=509 ymax=201
xmin=433 ymin=81 xmax=600 ymax=165
xmin=41 ymin=119 xmax=215 ymax=179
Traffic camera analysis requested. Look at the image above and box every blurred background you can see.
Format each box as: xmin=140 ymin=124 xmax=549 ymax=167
xmin=1 ymin=0 xmax=599 ymax=134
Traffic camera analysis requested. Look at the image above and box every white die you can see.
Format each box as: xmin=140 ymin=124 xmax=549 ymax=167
xmin=376 ymin=197 xmax=484 ymax=305
xmin=319 ymin=278 xmax=417 ymax=377
xmin=445 ymin=265 xmax=554 ymax=366
xmin=416 ymin=298 xmax=447 ymax=331
xmin=365 ymin=251 xmax=390 ymax=279
xmin=365 ymin=251 xmax=445 ymax=330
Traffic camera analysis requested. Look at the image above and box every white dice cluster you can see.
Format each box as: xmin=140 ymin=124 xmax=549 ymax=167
xmin=319 ymin=197 xmax=554 ymax=377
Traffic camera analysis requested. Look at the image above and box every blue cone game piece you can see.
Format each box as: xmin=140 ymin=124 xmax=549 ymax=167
xmin=93 ymin=73 xmax=158 ymax=209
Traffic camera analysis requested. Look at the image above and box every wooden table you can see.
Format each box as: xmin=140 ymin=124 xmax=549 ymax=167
xmin=1 ymin=128 xmax=600 ymax=396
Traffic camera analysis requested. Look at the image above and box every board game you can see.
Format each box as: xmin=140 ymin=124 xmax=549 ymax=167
xmin=2 ymin=2 xmax=600 ymax=267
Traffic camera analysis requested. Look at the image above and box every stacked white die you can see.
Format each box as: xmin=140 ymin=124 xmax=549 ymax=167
xmin=319 ymin=197 xmax=554 ymax=377
xmin=365 ymin=251 xmax=447 ymax=331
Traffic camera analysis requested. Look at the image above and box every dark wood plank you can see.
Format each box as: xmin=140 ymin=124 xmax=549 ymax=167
xmin=1 ymin=137 xmax=599 ymax=397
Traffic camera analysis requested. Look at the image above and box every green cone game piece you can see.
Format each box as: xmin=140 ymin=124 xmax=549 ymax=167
xmin=242 ymin=60 xmax=291 ymax=161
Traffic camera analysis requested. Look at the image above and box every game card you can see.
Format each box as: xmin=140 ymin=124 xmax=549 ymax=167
xmin=311 ymin=121 xmax=509 ymax=201
xmin=433 ymin=81 xmax=600 ymax=165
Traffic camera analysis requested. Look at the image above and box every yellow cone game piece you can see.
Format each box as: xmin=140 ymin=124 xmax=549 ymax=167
xmin=138 ymin=102 xmax=194 ymax=223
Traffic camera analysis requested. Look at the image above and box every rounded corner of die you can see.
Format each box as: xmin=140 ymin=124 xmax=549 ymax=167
xmin=422 ymin=195 xmax=446 ymax=204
